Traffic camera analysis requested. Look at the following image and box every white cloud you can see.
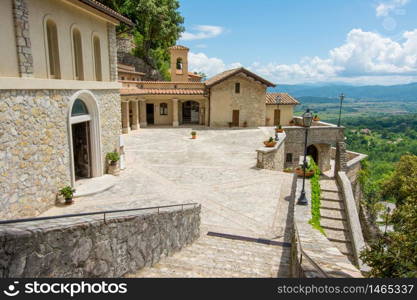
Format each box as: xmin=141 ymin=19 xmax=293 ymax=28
xmin=376 ymin=0 xmax=409 ymax=17
xmin=189 ymin=29 xmax=417 ymax=84
xmin=180 ymin=25 xmax=224 ymax=41
xmin=188 ymin=52 xmax=241 ymax=76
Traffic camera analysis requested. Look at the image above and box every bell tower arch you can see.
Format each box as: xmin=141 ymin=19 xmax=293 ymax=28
xmin=169 ymin=45 xmax=189 ymax=82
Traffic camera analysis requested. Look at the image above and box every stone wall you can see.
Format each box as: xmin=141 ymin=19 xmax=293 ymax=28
xmin=0 ymin=205 xmax=201 ymax=277
xmin=210 ymin=74 xmax=267 ymax=127
xmin=12 ymin=0 xmax=33 ymax=77
xmin=256 ymin=133 xmax=286 ymax=171
xmin=0 ymin=89 xmax=121 ymax=219
xmin=290 ymin=175 xmax=363 ymax=278
xmin=117 ymin=52 xmax=163 ymax=81
xmin=107 ymin=24 xmax=118 ymax=82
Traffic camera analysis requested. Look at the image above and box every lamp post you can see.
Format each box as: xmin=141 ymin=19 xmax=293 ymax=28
xmin=297 ymin=109 xmax=313 ymax=206
xmin=337 ymin=93 xmax=345 ymax=127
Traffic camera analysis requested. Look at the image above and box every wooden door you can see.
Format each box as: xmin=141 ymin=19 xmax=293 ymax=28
xmin=274 ymin=109 xmax=281 ymax=126
xmin=232 ymin=110 xmax=240 ymax=127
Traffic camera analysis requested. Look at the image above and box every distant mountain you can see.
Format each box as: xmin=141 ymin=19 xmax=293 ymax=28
xmin=269 ymin=82 xmax=417 ymax=102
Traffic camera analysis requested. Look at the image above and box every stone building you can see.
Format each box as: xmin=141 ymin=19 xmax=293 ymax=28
xmin=119 ymin=45 xmax=299 ymax=130
xmin=0 ymin=0 xmax=133 ymax=219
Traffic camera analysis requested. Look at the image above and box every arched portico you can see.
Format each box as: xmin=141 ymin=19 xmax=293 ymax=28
xmin=68 ymin=90 xmax=102 ymax=186
xmin=182 ymin=100 xmax=200 ymax=124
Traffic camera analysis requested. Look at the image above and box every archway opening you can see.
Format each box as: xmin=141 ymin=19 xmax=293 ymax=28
xmin=71 ymin=99 xmax=92 ymax=179
xmin=182 ymin=101 xmax=199 ymax=124
xmin=307 ymin=144 xmax=319 ymax=166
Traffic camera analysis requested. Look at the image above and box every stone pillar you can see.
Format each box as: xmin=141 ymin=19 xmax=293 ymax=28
xmin=121 ymin=101 xmax=130 ymax=134
xmin=107 ymin=23 xmax=118 ymax=81
xmin=172 ymin=99 xmax=179 ymax=127
xmin=139 ymin=99 xmax=147 ymax=127
xmin=335 ymin=141 xmax=347 ymax=172
xmin=131 ymin=100 xmax=139 ymax=130
xmin=12 ymin=0 xmax=33 ymax=77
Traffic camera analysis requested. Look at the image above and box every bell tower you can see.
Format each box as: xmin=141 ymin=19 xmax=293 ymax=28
xmin=169 ymin=45 xmax=189 ymax=82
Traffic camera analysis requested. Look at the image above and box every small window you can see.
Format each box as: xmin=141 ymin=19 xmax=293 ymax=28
xmin=235 ymin=82 xmax=240 ymax=94
xmin=176 ymin=58 xmax=183 ymax=70
xmin=93 ymin=36 xmax=102 ymax=81
xmin=160 ymin=103 xmax=168 ymax=115
xmin=121 ymin=76 xmax=125 ymax=80
xmin=72 ymin=28 xmax=84 ymax=80
xmin=71 ymin=99 xmax=89 ymax=116
xmin=286 ymin=153 xmax=293 ymax=163
xmin=46 ymin=20 xmax=61 ymax=79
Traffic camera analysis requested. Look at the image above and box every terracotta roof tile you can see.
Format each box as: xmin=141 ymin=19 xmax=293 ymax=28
xmin=77 ymin=0 xmax=134 ymax=25
xmin=120 ymin=88 xmax=205 ymax=96
xmin=266 ymin=93 xmax=299 ymax=105
xmin=205 ymin=67 xmax=275 ymax=87
xmin=169 ymin=45 xmax=189 ymax=51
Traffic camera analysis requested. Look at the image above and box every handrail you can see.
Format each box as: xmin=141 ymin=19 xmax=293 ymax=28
xmin=0 ymin=203 xmax=199 ymax=225
xmin=294 ymin=224 xmax=329 ymax=278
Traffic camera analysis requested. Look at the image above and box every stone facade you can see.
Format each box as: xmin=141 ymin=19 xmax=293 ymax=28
xmin=256 ymin=133 xmax=286 ymax=171
xmin=210 ymin=74 xmax=266 ymax=127
xmin=107 ymin=24 xmax=118 ymax=82
xmin=0 ymin=205 xmax=201 ymax=277
xmin=0 ymin=89 xmax=121 ymax=219
xmin=12 ymin=0 xmax=33 ymax=77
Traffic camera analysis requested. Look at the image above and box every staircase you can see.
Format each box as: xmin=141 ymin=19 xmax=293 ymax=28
xmin=319 ymin=179 xmax=355 ymax=264
xmin=127 ymin=229 xmax=291 ymax=278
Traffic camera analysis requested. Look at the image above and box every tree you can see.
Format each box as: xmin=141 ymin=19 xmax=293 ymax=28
xmin=360 ymin=155 xmax=417 ymax=277
xmin=99 ymin=0 xmax=184 ymax=78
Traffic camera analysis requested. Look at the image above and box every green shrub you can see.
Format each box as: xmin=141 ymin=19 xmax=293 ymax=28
xmin=191 ymin=131 xmax=197 ymax=136
xmin=59 ymin=186 xmax=75 ymax=199
xmin=106 ymin=151 xmax=120 ymax=163
xmin=308 ymin=157 xmax=325 ymax=234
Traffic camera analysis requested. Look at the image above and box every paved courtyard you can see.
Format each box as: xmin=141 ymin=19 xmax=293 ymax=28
xmin=43 ymin=128 xmax=294 ymax=277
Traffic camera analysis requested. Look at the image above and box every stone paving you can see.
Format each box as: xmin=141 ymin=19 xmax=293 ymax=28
xmin=42 ymin=128 xmax=294 ymax=277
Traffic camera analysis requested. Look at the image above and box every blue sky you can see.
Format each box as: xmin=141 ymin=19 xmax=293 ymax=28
xmin=178 ymin=0 xmax=417 ymax=85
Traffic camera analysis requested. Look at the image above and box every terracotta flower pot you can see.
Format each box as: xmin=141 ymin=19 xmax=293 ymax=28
xmin=108 ymin=162 xmax=120 ymax=176
xmin=295 ymin=167 xmax=314 ymax=178
xmin=263 ymin=141 xmax=277 ymax=147
xmin=65 ymin=198 xmax=73 ymax=205
xmin=192 ymin=135 xmax=196 ymax=139
xmin=276 ymin=129 xmax=284 ymax=133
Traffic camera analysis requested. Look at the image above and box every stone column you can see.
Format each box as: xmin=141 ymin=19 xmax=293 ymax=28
xmin=131 ymin=100 xmax=139 ymax=130
xmin=12 ymin=0 xmax=33 ymax=77
xmin=107 ymin=23 xmax=118 ymax=81
xmin=335 ymin=141 xmax=347 ymax=172
xmin=121 ymin=101 xmax=130 ymax=134
xmin=172 ymin=99 xmax=179 ymax=127
xmin=139 ymin=99 xmax=147 ymax=127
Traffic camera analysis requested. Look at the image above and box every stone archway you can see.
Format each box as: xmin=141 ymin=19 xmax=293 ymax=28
xmin=182 ymin=101 xmax=200 ymax=124
xmin=68 ymin=90 xmax=102 ymax=186
xmin=307 ymin=144 xmax=319 ymax=165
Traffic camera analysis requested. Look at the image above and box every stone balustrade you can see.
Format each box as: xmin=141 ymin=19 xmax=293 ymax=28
xmin=0 ymin=205 xmax=201 ymax=278
xmin=256 ymin=132 xmax=286 ymax=171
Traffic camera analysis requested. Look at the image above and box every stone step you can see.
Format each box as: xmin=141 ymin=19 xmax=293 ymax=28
xmin=321 ymin=191 xmax=342 ymax=200
xmin=320 ymin=188 xmax=340 ymax=193
xmin=330 ymin=239 xmax=354 ymax=256
xmin=320 ymin=205 xmax=344 ymax=211
xmin=320 ymin=197 xmax=343 ymax=202
xmin=196 ymin=235 xmax=285 ymax=252
xmin=324 ymin=228 xmax=351 ymax=241
xmin=327 ymin=237 xmax=351 ymax=244
xmin=320 ymin=200 xmax=344 ymax=209
xmin=321 ymin=225 xmax=349 ymax=232
xmin=320 ymin=218 xmax=348 ymax=229
xmin=320 ymin=209 xmax=347 ymax=220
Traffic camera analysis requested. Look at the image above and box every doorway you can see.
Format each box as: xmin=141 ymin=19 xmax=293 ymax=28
xmin=72 ymin=121 xmax=91 ymax=179
xmin=232 ymin=110 xmax=240 ymax=127
xmin=182 ymin=101 xmax=200 ymax=124
xmin=146 ymin=103 xmax=154 ymax=124
xmin=307 ymin=144 xmax=319 ymax=165
xmin=274 ymin=109 xmax=281 ymax=126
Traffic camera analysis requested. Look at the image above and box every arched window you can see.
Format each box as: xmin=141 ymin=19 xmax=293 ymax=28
xmin=71 ymin=99 xmax=89 ymax=116
xmin=72 ymin=28 xmax=84 ymax=80
xmin=160 ymin=103 xmax=168 ymax=115
xmin=93 ymin=36 xmax=102 ymax=81
xmin=176 ymin=58 xmax=183 ymax=70
xmin=46 ymin=19 xmax=60 ymax=79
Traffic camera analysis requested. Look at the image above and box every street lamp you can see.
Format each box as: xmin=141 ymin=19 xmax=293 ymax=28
xmin=337 ymin=93 xmax=345 ymax=127
xmin=297 ymin=109 xmax=313 ymax=206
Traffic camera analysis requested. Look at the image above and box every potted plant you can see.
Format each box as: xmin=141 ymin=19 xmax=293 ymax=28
xmin=284 ymin=167 xmax=293 ymax=173
xmin=106 ymin=151 xmax=120 ymax=176
xmin=275 ymin=125 xmax=284 ymax=133
xmin=191 ymin=131 xmax=197 ymax=139
xmin=313 ymin=115 xmax=320 ymax=121
xmin=295 ymin=164 xmax=315 ymax=178
xmin=263 ymin=137 xmax=277 ymax=147
xmin=59 ymin=186 xmax=75 ymax=205
xmin=243 ymin=121 xmax=248 ymax=128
